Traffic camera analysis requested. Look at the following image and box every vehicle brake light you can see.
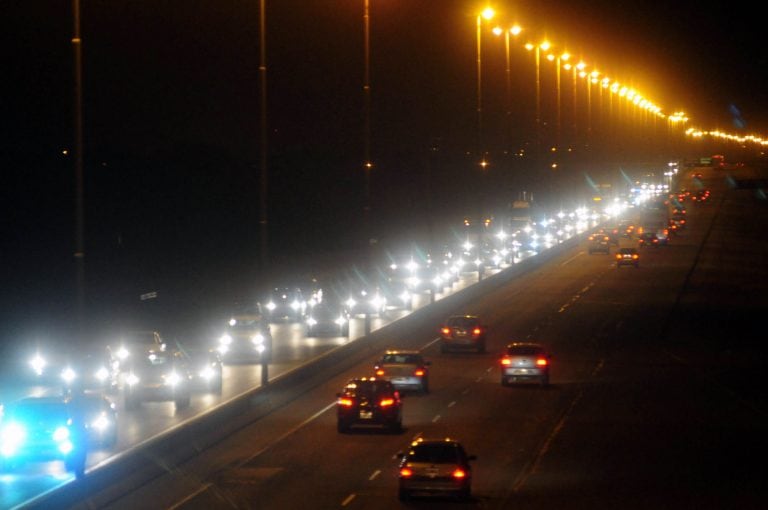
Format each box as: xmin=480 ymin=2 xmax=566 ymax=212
xmin=375 ymin=368 xmax=385 ymax=376
xmin=472 ymin=327 xmax=482 ymax=336
xmin=500 ymin=357 xmax=511 ymax=366
xmin=414 ymin=368 xmax=425 ymax=377
xmin=440 ymin=327 xmax=451 ymax=336
xmin=379 ymin=398 xmax=395 ymax=407
xmin=452 ymin=468 xmax=467 ymax=479
xmin=536 ymin=358 xmax=548 ymax=367
xmin=337 ymin=397 xmax=354 ymax=407
xmin=400 ymin=467 xmax=413 ymax=477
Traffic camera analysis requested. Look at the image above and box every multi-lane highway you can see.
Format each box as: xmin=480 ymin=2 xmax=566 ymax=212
xmin=7 ymin=163 xmax=767 ymax=509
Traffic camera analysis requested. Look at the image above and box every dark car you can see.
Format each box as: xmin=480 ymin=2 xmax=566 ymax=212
xmin=263 ymin=287 xmax=307 ymax=322
xmin=123 ymin=349 xmax=193 ymax=411
xmin=638 ymin=231 xmax=660 ymax=248
xmin=182 ymin=347 xmax=223 ymax=394
xmin=336 ymin=377 xmax=402 ymax=433
xmin=500 ymin=342 xmax=551 ymax=386
xmin=373 ymin=350 xmax=430 ymax=394
xmin=0 ymin=396 xmax=89 ymax=478
xmin=305 ymin=297 xmax=351 ymax=337
xmin=67 ymin=392 xmax=118 ymax=448
xmin=587 ymin=232 xmax=611 ymax=254
xmin=60 ymin=350 xmax=120 ymax=394
xmin=217 ymin=303 xmax=273 ymax=363
xmin=439 ymin=315 xmax=487 ymax=353
xmin=397 ymin=437 xmax=476 ymax=501
xmin=615 ymin=247 xmax=640 ymax=267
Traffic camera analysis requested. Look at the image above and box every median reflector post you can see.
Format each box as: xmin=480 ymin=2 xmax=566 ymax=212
xmin=261 ymin=360 xmax=268 ymax=386
xmin=365 ymin=312 xmax=372 ymax=335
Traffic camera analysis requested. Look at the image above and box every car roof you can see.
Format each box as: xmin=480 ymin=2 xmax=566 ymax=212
xmin=383 ymin=349 xmax=421 ymax=356
xmin=619 ymin=247 xmax=638 ymax=252
xmin=505 ymin=341 xmax=546 ymax=351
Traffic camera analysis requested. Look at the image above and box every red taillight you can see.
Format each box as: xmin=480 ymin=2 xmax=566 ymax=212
xmin=400 ymin=467 xmax=413 ymax=478
xmin=337 ymin=397 xmax=354 ymax=407
xmin=615 ymin=254 xmax=622 ymax=260
xmin=414 ymin=368 xmax=425 ymax=377
xmin=632 ymin=254 xmax=639 ymax=260
xmin=375 ymin=368 xmax=385 ymax=376
xmin=379 ymin=398 xmax=395 ymax=407
xmin=440 ymin=327 xmax=451 ymax=336
xmin=452 ymin=468 xmax=467 ymax=479
xmin=472 ymin=327 xmax=482 ymax=336
xmin=500 ymin=357 xmax=511 ymax=366
xmin=536 ymin=358 xmax=548 ymax=367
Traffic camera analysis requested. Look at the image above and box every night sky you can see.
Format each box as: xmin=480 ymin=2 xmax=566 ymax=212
xmin=2 ymin=0 xmax=766 ymax=348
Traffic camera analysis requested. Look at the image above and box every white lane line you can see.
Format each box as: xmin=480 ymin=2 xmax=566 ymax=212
xmin=341 ymin=494 xmax=356 ymax=506
xmin=167 ymin=482 xmax=213 ymax=510
xmin=447 ymin=401 xmax=456 ymax=408
xmin=432 ymin=414 xmax=441 ymax=423
xmin=369 ymin=469 xmax=381 ymax=480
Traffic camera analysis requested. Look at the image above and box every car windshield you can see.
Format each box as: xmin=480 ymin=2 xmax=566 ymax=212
xmin=507 ymin=346 xmax=543 ymax=356
xmin=408 ymin=443 xmax=462 ymax=463
xmin=382 ymin=354 xmax=421 ymax=364
xmin=447 ymin=317 xmax=477 ymax=328
xmin=344 ymin=380 xmax=392 ymax=396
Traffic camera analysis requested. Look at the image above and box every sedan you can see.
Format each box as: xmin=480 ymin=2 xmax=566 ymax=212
xmin=336 ymin=377 xmax=402 ymax=433
xmin=615 ymin=247 xmax=640 ymax=268
xmin=373 ymin=350 xmax=430 ymax=394
xmin=500 ymin=342 xmax=551 ymax=386
xmin=638 ymin=231 xmax=660 ymax=248
xmin=439 ymin=315 xmax=487 ymax=353
xmin=397 ymin=437 xmax=476 ymax=501
xmin=67 ymin=392 xmax=118 ymax=448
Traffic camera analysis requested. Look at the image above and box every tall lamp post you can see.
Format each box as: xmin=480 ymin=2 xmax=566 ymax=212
xmin=258 ymin=0 xmax=269 ymax=386
xmin=363 ymin=0 xmax=373 ymax=267
xmin=475 ymin=6 xmax=494 ymax=281
xmin=525 ymin=40 xmax=550 ymax=169
xmin=492 ymin=24 xmax=522 ymax=158
xmin=71 ymin=0 xmax=85 ymax=334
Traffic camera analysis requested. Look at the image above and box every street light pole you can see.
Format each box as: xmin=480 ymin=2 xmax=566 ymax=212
xmin=258 ymin=0 xmax=269 ymax=386
xmin=475 ymin=7 xmax=494 ymax=282
xmin=71 ymin=0 xmax=85 ymax=335
xmin=363 ymin=0 xmax=373 ymax=268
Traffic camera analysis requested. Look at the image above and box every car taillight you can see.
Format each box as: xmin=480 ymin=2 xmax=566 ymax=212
xmin=632 ymin=254 xmax=639 ymax=260
xmin=536 ymin=358 xmax=548 ymax=367
xmin=379 ymin=398 xmax=395 ymax=407
xmin=440 ymin=327 xmax=451 ymax=336
xmin=400 ymin=467 xmax=413 ymax=477
xmin=472 ymin=327 xmax=482 ymax=336
xmin=452 ymin=468 xmax=467 ymax=479
xmin=500 ymin=357 xmax=511 ymax=366
xmin=337 ymin=397 xmax=354 ymax=407
xmin=374 ymin=368 xmax=385 ymax=376
xmin=414 ymin=368 xmax=425 ymax=377
xmin=615 ymin=254 xmax=622 ymax=260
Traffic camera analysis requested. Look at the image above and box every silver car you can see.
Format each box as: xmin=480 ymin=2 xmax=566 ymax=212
xmin=373 ymin=350 xmax=430 ymax=394
xmin=397 ymin=437 xmax=476 ymax=501
xmin=499 ymin=342 xmax=551 ymax=386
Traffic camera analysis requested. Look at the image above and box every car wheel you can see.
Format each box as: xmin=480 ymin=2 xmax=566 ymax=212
xmin=175 ymin=393 xmax=191 ymax=410
xmin=458 ymin=487 xmax=471 ymax=500
xmin=213 ymin=377 xmax=223 ymax=395
xmin=477 ymin=342 xmax=486 ymax=354
xmin=440 ymin=343 xmax=449 ymax=354
xmin=390 ymin=419 xmax=403 ymax=434
xmin=341 ymin=325 xmax=350 ymax=337
xmin=65 ymin=454 xmax=87 ymax=479
xmin=501 ymin=377 xmax=510 ymax=387
xmin=421 ymin=380 xmax=429 ymax=394
xmin=337 ymin=420 xmax=349 ymax=433
xmin=398 ymin=489 xmax=410 ymax=502
xmin=541 ymin=374 xmax=550 ymax=387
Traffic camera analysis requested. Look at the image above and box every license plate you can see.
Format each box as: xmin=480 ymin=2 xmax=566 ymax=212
xmin=509 ymin=368 xmax=529 ymax=375
xmin=359 ymin=411 xmax=373 ymax=419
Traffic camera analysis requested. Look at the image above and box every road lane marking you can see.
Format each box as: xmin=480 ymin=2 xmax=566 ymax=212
xmin=341 ymin=494 xmax=356 ymax=506
xmin=167 ymin=482 xmax=212 ymax=510
xmin=368 ymin=469 xmax=381 ymax=480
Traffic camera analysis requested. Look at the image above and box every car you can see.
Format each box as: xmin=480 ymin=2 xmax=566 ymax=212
xmin=66 ymin=392 xmax=118 ymax=448
xmin=499 ymin=342 xmax=551 ymax=386
xmin=638 ymin=231 xmax=660 ymax=248
xmin=305 ymin=297 xmax=351 ymax=337
xmin=335 ymin=377 xmax=402 ymax=433
xmin=377 ymin=276 xmax=413 ymax=311
xmin=59 ymin=349 xmax=120 ymax=394
xmin=587 ymin=232 xmax=611 ymax=254
xmin=123 ymin=349 xmax=193 ymax=411
xmin=344 ymin=285 xmax=388 ymax=318
xmin=397 ymin=437 xmax=476 ymax=501
xmin=0 ymin=396 xmax=89 ymax=478
xmin=262 ymin=287 xmax=307 ymax=322
xmin=615 ymin=247 xmax=640 ymax=267
xmin=439 ymin=315 xmax=487 ymax=353
xmin=217 ymin=302 xmax=273 ymax=363
xmin=182 ymin=347 xmax=223 ymax=394
xmin=373 ymin=350 xmax=430 ymax=394
xmin=108 ymin=330 xmax=170 ymax=369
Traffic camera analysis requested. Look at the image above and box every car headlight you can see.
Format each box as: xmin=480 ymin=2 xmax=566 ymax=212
xmin=266 ymin=301 xmax=276 ymax=311
xmin=219 ymin=334 xmax=232 ymax=346
xmin=29 ymin=354 xmax=46 ymax=376
xmin=217 ymin=344 xmax=229 ymax=355
xmin=90 ymin=413 xmax=111 ymax=432
xmin=398 ymin=291 xmax=411 ymax=303
xmin=335 ymin=315 xmax=348 ymax=326
xmin=126 ymin=372 xmax=140 ymax=386
xmin=61 ymin=367 xmax=77 ymax=384
xmin=1 ymin=422 xmax=26 ymax=456
xmin=251 ymin=334 xmax=265 ymax=345
xmin=199 ymin=366 xmax=215 ymax=380
xmin=95 ymin=366 xmax=109 ymax=381
xmin=345 ymin=297 xmax=357 ymax=309
xmin=290 ymin=300 xmax=301 ymax=310
xmin=116 ymin=346 xmax=130 ymax=360
xmin=306 ymin=317 xmax=317 ymax=326
xmin=53 ymin=425 xmax=70 ymax=442
xmin=164 ymin=371 xmax=181 ymax=386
